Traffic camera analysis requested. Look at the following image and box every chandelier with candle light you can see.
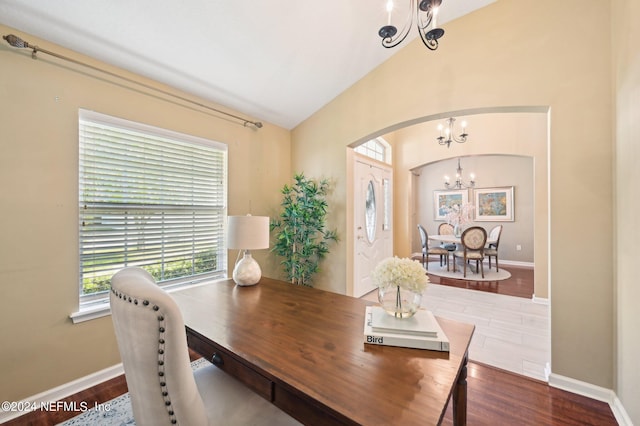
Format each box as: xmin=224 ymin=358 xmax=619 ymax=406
xmin=378 ymin=0 xmax=445 ymax=50
xmin=437 ymin=117 xmax=468 ymax=148
xmin=444 ymin=158 xmax=475 ymax=189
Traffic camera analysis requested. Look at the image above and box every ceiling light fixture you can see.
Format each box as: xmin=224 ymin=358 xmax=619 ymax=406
xmin=437 ymin=117 xmax=468 ymax=148
xmin=444 ymin=158 xmax=475 ymax=189
xmin=378 ymin=0 xmax=444 ymax=50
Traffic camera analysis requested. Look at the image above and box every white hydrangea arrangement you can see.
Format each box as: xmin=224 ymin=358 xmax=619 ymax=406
xmin=371 ymin=257 xmax=429 ymax=293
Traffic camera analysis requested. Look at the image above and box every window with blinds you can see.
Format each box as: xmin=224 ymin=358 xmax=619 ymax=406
xmin=79 ymin=110 xmax=227 ymax=307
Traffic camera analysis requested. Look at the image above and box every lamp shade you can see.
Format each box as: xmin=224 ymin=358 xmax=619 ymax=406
xmin=227 ymin=215 xmax=270 ymax=250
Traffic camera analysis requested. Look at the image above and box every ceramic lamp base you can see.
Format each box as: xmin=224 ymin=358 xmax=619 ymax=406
xmin=233 ymin=251 xmax=262 ymax=286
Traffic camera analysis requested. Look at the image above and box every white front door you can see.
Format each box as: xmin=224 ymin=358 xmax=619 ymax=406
xmin=353 ymin=155 xmax=393 ymax=298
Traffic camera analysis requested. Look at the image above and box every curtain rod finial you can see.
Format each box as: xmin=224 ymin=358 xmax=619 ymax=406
xmin=3 ymin=34 xmax=28 ymax=48
xmin=244 ymin=120 xmax=263 ymax=129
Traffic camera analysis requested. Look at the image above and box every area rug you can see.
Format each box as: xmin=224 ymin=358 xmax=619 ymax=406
xmin=57 ymin=358 xmax=209 ymax=426
xmin=425 ymin=261 xmax=511 ymax=282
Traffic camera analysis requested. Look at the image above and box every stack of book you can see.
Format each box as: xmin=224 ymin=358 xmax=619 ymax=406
xmin=363 ymin=306 xmax=449 ymax=352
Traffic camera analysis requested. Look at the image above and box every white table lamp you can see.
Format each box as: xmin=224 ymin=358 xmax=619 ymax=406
xmin=227 ymin=215 xmax=270 ymax=286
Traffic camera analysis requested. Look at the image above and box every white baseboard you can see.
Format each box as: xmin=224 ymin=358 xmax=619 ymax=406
xmin=549 ymin=373 xmax=633 ymax=426
xmin=532 ymin=295 xmax=549 ymax=305
xmin=611 ymin=395 xmax=635 ymax=426
xmin=549 ymin=372 xmax=614 ymax=402
xmin=496 ymin=259 xmax=534 ymax=268
xmin=0 ymin=363 xmax=124 ymax=423
xmin=543 ymin=362 xmax=551 ymax=381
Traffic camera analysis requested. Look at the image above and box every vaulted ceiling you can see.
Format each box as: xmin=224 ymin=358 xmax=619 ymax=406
xmin=0 ymin=0 xmax=494 ymax=129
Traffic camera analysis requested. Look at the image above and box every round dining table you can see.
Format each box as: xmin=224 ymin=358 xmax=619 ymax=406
xmin=427 ymin=234 xmax=497 ymax=275
xmin=428 ymin=234 xmax=497 ymax=245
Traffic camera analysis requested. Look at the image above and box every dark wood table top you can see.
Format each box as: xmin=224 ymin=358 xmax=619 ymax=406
xmin=172 ymin=277 xmax=475 ymax=425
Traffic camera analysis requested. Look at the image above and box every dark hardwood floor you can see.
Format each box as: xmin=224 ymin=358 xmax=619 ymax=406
xmin=5 ymin=354 xmax=617 ymax=425
xmin=2 ymin=374 xmax=128 ymax=425
xmin=2 ymin=350 xmax=199 ymax=426
xmin=428 ymin=264 xmax=535 ymax=299
xmin=442 ymin=362 xmax=617 ymax=426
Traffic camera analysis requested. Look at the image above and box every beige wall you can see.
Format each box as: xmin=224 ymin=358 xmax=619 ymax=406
xmin=0 ymin=23 xmax=291 ymax=401
xmin=613 ymin=0 xmax=640 ymax=422
xmin=292 ymin=0 xmax=614 ymax=391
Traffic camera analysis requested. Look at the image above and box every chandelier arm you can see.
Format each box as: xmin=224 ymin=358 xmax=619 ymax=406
xmin=419 ymin=32 xmax=440 ymax=50
xmin=381 ymin=24 xmax=412 ymax=48
xmin=378 ymin=0 xmax=444 ymax=51
xmin=418 ymin=0 xmax=444 ymax=50
xmin=380 ymin=0 xmax=417 ymax=48
xmin=452 ymin=131 xmax=468 ymax=144
xmin=416 ymin=6 xmax=433 ymax=31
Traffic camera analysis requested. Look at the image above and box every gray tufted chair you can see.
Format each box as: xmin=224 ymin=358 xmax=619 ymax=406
xmin=484 ymin=225 xmax=503 ymax=272
xmin=110 ymin=267 xmax=301 ymax=426
xmin=418 ymin=224 xmax=449 ymax=270
xmin=452 ymin=226 xmax=487 ymax=278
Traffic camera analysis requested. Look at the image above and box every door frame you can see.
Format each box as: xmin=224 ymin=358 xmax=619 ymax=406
xmin=346 ymin=149 xmax=393 ymax=297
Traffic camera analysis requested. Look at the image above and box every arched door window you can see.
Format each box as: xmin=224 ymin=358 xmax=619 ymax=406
xmin=355 ymin=137 xmax=392 ymax=164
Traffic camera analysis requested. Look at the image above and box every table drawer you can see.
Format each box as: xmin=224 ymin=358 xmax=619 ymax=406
xmin=273 ymin=384 xmax=351 ymax=426
xmin=186 ymin=329 xmax=273 ymax=400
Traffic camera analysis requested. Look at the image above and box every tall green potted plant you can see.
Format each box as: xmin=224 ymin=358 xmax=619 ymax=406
xmin=271 ymin=173 xmax=338 ymax=286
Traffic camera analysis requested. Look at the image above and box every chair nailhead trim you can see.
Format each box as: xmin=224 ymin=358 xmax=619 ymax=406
xmin=111 ymin=287 xmax=177 ymax=424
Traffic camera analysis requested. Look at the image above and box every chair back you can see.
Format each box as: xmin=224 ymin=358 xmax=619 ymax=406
xmin=461 ymin=226 xmax=487 ymax=251
xmin=439 ymin=223 xmax=455 ymax=235
xmin=489 ymin=225 xmax=503 ymax=247
xmin=417 ymin=224 xmax=428 ymax=251
xmin=110 ymin=267 xmax=208 ymax=426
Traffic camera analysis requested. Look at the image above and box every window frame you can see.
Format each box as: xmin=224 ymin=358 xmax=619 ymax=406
xmin=73 ymin=110 xmax=228 ymax=322
xmin=354 ymin=137 xmax=392 ymax=164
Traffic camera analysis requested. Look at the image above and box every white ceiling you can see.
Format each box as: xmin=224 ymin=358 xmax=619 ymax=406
xmin=0 ymin=0 xmax=493 ymax=129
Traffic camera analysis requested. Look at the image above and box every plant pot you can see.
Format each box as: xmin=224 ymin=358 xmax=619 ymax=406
xmin=377 ymin=284 xmax=423 ymax=319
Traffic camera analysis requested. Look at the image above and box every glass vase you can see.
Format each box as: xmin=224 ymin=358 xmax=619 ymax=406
xmin=377 ymin=284 xmax=423 ymax=319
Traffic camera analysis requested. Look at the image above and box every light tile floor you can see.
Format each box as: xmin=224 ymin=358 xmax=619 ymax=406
xmin=362 ymin=283 xmax=551 ymax=382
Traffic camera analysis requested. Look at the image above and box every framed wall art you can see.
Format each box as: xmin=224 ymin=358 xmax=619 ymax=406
xmin=474 ymin=186 xmax=514 ymax=221
xmin=433 ymin=189 xmax=468 ymax=221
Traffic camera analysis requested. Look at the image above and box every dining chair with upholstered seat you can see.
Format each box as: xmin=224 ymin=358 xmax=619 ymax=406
xmin=453 ymin=226 xmax=487 ymax=278
xmin=418 ymin=224 xmax=449 ymax=271
xmin=110 ymin=267 xmax=301 ymax=426
xmin=437 ymin=222 xmax=458 ymax=252
xmin=485 ymin=225 xmax=503 ymax=272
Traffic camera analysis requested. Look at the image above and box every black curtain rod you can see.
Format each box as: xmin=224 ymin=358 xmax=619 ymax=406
xmin=2 ymin=34 xmax=263 ymax=129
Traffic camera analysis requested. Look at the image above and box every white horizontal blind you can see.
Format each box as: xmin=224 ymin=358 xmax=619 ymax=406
xmin=79 ymin=110 xmax=227 ymax=306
